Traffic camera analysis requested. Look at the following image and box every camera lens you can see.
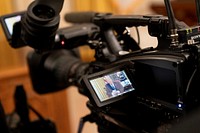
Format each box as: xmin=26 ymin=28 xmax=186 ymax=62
xmin=27 ymin=49 xmax=89 ymax=94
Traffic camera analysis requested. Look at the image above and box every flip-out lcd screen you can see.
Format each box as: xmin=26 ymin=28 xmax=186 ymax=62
xmin=0 ymin=11 xmax=24 ymax=42
xmin=84 ymin=66 xmax=135 ymax=107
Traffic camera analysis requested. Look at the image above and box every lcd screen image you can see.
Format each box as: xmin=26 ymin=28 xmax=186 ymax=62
xmin=89 ymin=70 xmax=135 ymax=102
xmin=0 ymin=12 xmax=24 ymax=42
xmin=5 ymin=15 xmax=21 ymax=36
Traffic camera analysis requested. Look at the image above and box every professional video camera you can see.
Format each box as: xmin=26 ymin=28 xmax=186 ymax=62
xmin=1 ymin=0 xmax=200 ymax=132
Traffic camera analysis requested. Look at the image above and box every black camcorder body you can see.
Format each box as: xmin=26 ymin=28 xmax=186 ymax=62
xmin=84 ymin=47 xmax=199 ymax=109
xmin=78 ymin=43 xmax=200 ymax=132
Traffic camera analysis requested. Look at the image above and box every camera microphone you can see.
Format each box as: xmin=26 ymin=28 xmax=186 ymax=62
xmin=64 ymin=11 xmax=169 ymax=27
xmin=64 ymin=11 xmax=97 ymax=23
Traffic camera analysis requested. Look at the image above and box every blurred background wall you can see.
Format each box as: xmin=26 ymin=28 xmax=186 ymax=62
xmin=0 ymin=0 xmax=195 ymax=133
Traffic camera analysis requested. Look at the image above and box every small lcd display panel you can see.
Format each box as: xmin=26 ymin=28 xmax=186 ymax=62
xmin=84 ymin=66 xmax=136 ymax=107
xmin=4 ymin=15 xmax=21 ymax=36
xmin=0 ymin=11 xmax=24 ymax=42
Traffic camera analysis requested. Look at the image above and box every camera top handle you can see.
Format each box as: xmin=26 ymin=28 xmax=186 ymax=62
xmin=64 ymin=12 xmax=174 ymax=51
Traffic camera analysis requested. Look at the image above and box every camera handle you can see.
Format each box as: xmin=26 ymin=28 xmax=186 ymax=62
xmin=103 ymin=28 xmax=122 ymax=56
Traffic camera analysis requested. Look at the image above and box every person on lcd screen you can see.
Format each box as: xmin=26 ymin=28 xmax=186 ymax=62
xmin=116 ymin=72 xmax=133 ymax=91
xmin=103 ymin=76 xmax=124 ymax=97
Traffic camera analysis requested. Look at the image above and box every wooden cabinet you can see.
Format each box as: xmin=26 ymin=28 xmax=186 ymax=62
xmin=0 ymin=67 xmax=71 ymax=133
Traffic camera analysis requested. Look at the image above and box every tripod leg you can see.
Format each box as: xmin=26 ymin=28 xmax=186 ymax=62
xmin=77 ymin=114 xmax=93 ymax=133
xmin=0 ymin=101 xmax=10 ymax=133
